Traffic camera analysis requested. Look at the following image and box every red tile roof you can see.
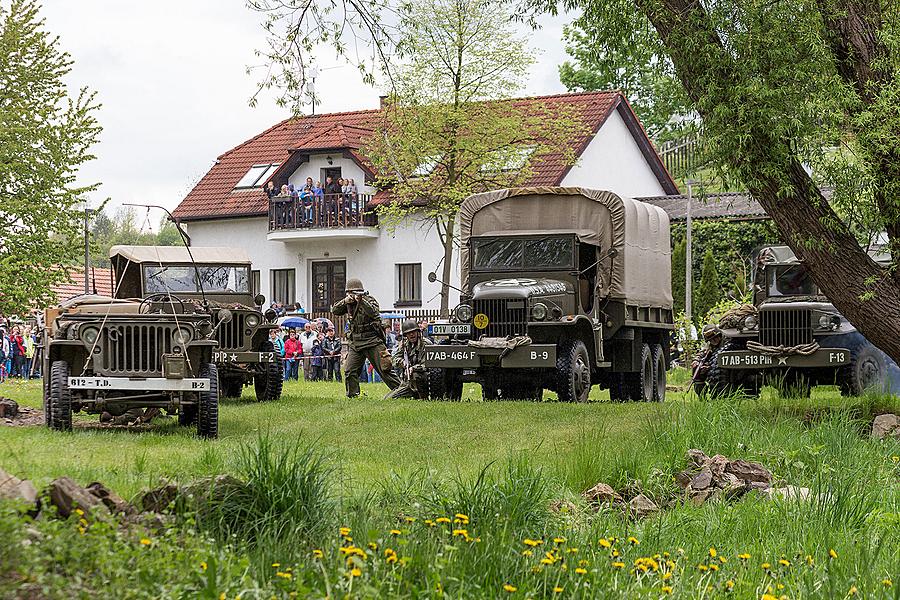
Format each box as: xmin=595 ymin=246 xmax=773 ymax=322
xmin=52 ymin=268 xmax=114 ymax=301
xmin=173 ymin=91 xmax=677 ymax=221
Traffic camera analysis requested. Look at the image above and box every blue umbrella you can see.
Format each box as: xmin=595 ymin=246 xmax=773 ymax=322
xmin=279 ymin=316 xmax=309 ymax=328
xmin=380 ymin=312 xmax=406 ymax=320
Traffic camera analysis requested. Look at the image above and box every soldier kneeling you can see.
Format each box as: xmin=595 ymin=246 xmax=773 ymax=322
xmin=385 ymin=320 xmax=431 ymax=400
xmin=692 ymin=324 xmax=723 ymax=396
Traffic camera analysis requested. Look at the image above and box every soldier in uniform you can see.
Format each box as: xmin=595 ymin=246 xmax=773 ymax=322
xmin=386 ymin=319 xmax=431 ymax=399
xmin=691 ymin=324 xmax=723 ymax=394
xmin=331 ymin=277 xmax=400 ymax=397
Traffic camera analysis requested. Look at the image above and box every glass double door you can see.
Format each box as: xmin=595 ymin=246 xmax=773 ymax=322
xmin=311 ymin=260 xmax=346 ymax=312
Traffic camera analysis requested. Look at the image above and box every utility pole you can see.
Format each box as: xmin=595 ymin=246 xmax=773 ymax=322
xmin=83 ymin=207 xmax=94 ymax=294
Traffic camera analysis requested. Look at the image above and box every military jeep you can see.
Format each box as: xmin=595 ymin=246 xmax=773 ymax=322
xmin=707 ymin=245 xmax=889 ymax=396
xmin=110 ymin=246 xmax=283 ymax=402
xmin=425 ymin=187 xmax=674 ymax=403
xmin=43 ymin=294 xmax=219 ymax=437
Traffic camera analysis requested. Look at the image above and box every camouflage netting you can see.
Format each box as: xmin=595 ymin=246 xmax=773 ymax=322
xmin=718 ymin=304 xmax=758 ymax=330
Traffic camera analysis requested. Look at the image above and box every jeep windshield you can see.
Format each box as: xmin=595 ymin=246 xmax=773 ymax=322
xmin=768 ymin=264 xmax=817 ymax=296
xmin=144 ymin=265 xmax=250 ymax=294
xmin=471 ymin=236 xmax=575 ymax=271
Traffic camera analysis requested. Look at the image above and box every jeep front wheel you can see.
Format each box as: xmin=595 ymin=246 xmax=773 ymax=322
xmin=253 ymin=342 xmax=283 ymax=402
xmin=197 ymin=363 xmax=219 ymax=439
xmin=556 ymin=340 xmax=592 ymax=403
xmin=48 ymin=360 xmax=72 ymax=431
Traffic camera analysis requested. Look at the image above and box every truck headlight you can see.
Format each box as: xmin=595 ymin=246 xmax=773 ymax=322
xmin=818 ymin=315 xmax=840 ymax=330
xmin=245 ymin=314 xmax=260 ymax=328
xmin=455 ymin=303 xmax=473 ymax=322
xmin=80 ymin=326 xmax=99 ymax=345
xmin=531 ymin=302 xmax=548 ymax=321
xmin=173 ymin=327 xmax=193 ymax=346
xmin=743 ymin=315 xmax=758 ymax=330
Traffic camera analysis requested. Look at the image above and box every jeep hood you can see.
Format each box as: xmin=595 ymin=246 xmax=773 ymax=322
xmin=472 ymin=278 xmax=572 ymax=300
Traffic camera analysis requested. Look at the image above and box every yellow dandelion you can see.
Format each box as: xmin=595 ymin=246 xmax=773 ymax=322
xmin=578 ymin=559 xmax=589 ymax=567
xmin=405 ymin=516 xmax=416 ymax=523
xmin=662 ymin=586 xmax=673 ymax=595
xmin=738 ymin=553 xmax=751 ymax=560
xmin=762 ymin=562 xmax=771 ymax=571
xmin=435 ymin=517 xmax=451 ymax=524
xmin=710 ymin=564 xmax=719 ymax=572
xmin=218 ymin=594 xmax=225 ymax=600
xmin=540 ymin=558 xmax=554 ymax=566
xmin=74 ymin=508 xmax=84 ymax=516
xmin=628 ymin=536 xmax=640 ymax=545
xmin=452 ymin=529 xmax=468 ymax=538
xmin=892 ymin=455 xmax=899 ymax=463
xmin=387 ymin=554 xmax=398 ymax=564
xmin=575 ymin=567 xmax=587 ymax=575
xmin=662 ymin=572 xmax=673 ymax=581
xmin=524 ymin=538 xmax=543 ymax=547
xmin=271 ymin=562 xmax=280 ymax=567
xmin=553 ymin=587 xmax=564 ymax=594
xmin=349 ymin=567 xmax=362 ymax=577
xmin=390 ymin=529 xmax=402 ymax=536
xmin=200 ymin=561 xmax=208 ymax=571
xmin=725 ymin=580 xmax=734 ymax=591
xmin=709 ymin=547 xmax=717 ymax=558
xmin=612 ymin=549 xmax=621 ymax=558
xmin=567 ymin=547 xmax=579 ymax=554
xmin=698 ymin=564 xmax=708 ymax=572
xmin=368 ymin=542 xmax=379 ymax=551
xmin=140 ymin=538 xmax=151 ymax=546
xmin=77 ymin=526 xmax=86 ymax=535
xmin=848 ymin=586 xmax=858 ymax=596
xmin=339 ymin=526 xmax=351 ymax=536
xmin=522 ymin=549 xmax=533 ymax=557
xmin=424 ymin=519 xmax=435 ymax=526
xmin=778 ymin=559 xmax=791 ymax=568
xmin=312 ymin=549 xmax=323 ymax=559
xmin=599 ymin=538 xmax=612 ymax=548
xmin=762 ymin=595 xmax=778 ymax=600
xmin=554 ymin=537 xmax=566 ymax=544
xmin=805 ymin=555 xmax=814 ymax=566
xmin=883 ymin=578 xmax=892 ymax=588
xmin=829 ymin=548 xmax=838 ymax=559
xmin=612 ymin=561 xmax=626 ymax=569
xmin=276 ymin=571 xmax=292 ymax=579
xmin=503 ymin=583 xmax=517 ymax=593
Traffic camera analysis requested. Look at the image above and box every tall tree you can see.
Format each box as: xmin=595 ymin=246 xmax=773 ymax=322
xmin=361 ymin=0 xmax=584 ymax=315
xmin=0 ymin=0 xmax=101 ymax=313
xmin=671 ymin=239 xmax=686 ymax=315
xmin=694 ymin=248 xmax=721 ymax=321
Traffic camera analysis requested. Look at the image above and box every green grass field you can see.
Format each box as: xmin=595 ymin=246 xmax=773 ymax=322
xmin=2 ymin=374 xmax=899 ymax=599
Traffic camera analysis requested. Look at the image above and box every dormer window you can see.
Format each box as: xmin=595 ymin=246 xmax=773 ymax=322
xmin=235 ymin=163 xmax=280 ymax=189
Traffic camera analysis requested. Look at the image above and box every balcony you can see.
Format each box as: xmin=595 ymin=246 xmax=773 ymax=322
xmin=267 ymin=193 xmax=379 ymax=241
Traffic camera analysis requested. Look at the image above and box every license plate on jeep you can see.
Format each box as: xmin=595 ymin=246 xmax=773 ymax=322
xmin=68 ymin=377 xmax=211 ymax=391
xmin=429 ymin=323 xmax=472 ymax=336
xmin=213 ymin=351 xmax=277 ymax=363
xmin=424 ymin=348 xmax=480 ymax=367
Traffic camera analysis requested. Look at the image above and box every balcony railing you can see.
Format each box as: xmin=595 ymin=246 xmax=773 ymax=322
xmin=268 ymin=193 xmax=377 ymax=231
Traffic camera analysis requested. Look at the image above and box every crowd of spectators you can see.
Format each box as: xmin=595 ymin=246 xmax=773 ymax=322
xmin=267 ymin=176 xmax=368 ymax=228
xmin=0 ymin=314 xmax=41 ymax=382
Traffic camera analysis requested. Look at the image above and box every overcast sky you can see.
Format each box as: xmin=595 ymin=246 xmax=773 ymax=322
xmin=39 ymin=1 xmax=573 ymax=221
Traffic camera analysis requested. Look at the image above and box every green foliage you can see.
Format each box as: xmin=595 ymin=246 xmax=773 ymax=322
xmin=89 ymin=207 xmax=181 ymax=268
xmin=694 ymin=248 xmax=721 ymax=321
xmin=0 ymin=0 xmax=101 ymax=314
xmin=558 ymin=10 xmax=694 ymax=142
xmin=671 ymin=239 xmax=686 ymax=314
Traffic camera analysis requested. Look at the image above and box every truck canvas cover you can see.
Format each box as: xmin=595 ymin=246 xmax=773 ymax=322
xmin=459 ymin=187 xmax=672 ymax=309
xmin=109 ymin=246 xmax=251 ymax=265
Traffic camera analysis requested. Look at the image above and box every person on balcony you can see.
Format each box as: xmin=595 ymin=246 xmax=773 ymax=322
xmin=323 ymin=176 xmax=341 ymax=226
xmin=265 ymin=180 xmax=278 ymax=199
xmin=299 ymin=184 xmax=314 ymax=226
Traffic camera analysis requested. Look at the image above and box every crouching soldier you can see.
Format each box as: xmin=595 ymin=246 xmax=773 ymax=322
xmin=385 ymin=320 xmax=431 ymax=399
xmin=692 ymin=324 xmax=723 ymax=395
xmin=331 ymin=277 xmax=400 ymax=397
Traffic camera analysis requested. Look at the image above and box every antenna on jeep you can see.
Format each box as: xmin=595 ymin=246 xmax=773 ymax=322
xmin=123 ymin=203 xmax=208 ymax=308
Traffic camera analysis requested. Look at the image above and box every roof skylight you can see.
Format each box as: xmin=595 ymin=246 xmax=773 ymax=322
xmin=235 ymin=163 xmax=280 ymax=189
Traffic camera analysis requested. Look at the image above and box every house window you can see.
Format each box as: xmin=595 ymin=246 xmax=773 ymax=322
xmin=251 ymin=270 xmax=261 ymax=297
xmin=271 ymin=269 xmax=295 ymax=305
xmin=396 ymin=263 xmax=422 ymax=306
xmin=235 ymin=163 xmax=280 ymax=189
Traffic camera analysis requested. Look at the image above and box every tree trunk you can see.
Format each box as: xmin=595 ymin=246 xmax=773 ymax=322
xmin=439 ymin=215 xmax=456 ymax=318
xmin=641 ymin=0 xmax=900 ymax=363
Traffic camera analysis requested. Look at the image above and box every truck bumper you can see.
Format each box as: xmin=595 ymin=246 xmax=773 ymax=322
xmin=213 ymin=350 xmax=278 ymax=364
xmin=424 ymin=344 xmax=556 ymax=368
xmin=717 ymin=348 xmax=850 ymax=369
xmin=68 ymin=377 xmax=211 ymax=391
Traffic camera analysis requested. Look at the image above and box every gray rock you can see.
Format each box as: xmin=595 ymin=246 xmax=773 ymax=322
xmin=0 ymin=398 xmax=18 ymax=418
xmin=86 ymin=482 xmax=135 ymax=515
xmin=0 ymin=467 xmax=38 ymax=506
xmin=872 ymin=414 xmax=900 ymax=439
xmin=675 ymin=470 xmax=694 ymax=489
xmin=549 ymin=499 xmax=578 ymax=514
xmin=47 ymin=477 xmax=107 ymax=519
xmin=690 ymin=468 xmax=713 ymax=491
xmin=140 ymin=482 xmax=179 ymax=513
xmin=687 ymin=449 xmax=710 ymax=468
xmin=690 ymin=489 xmax=713 ymax=506
xmin=766 ymin=486 xmax=811 ymax=502
xmin=708 ymin=455 xmax=729 ymax=478
xmin=627 ymin=494 xmax=658 ymax=518
xmin=583 ymin=482 xmax=623 ymax=505
xmin=725 ymin=459 xmax=772 ymax=485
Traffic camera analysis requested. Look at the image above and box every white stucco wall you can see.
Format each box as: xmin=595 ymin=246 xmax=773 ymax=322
xmin=185 ymin=214 xmax=460 ymax=312
xmin=561 ymin=108 xmax=668 ymax=197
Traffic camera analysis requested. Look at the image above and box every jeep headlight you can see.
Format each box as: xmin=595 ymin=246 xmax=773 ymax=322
xmin=80 ymin=326 xmax=99 ymax=345
xmin=818 ymin=314 xmax=840 ymax=330
xmin=531 ymin=302 xmax=548 ymax=321
xmin=743 ymin=315 xmax=758 ymax=330
xmin=173 ymin=327 xmax=193 ymax=346
xmin=245 ymin=314 xmax=260 ymax=328
xmin=455 ymin=303 xmax=473 ymax=322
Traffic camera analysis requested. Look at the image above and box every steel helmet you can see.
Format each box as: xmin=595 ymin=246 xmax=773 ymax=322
xmin=401 ymin=319 xmax=419 ymax=335
xmin=702 ymin=324 xmax=722 ymax=340
xmin=345 ymin=278 xmax=364 ymax=292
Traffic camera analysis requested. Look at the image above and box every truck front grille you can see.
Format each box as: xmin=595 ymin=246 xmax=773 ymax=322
xmin=760 ymin=308 xmax=812 ymax=348
xmin=98 ymin=323 xmax=176 ymax=376
xmin=473 ymin=299 xmax=527 ymax=338
xmin=218 ymin=313 xmax=248 ymax=351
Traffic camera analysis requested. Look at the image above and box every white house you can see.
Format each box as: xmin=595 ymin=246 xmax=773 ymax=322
xmin=173 ymin=91 xmax=678 ymax=313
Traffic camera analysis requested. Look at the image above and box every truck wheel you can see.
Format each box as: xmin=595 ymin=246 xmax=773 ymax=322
xmin=608 ymin=374 xmax=628 ymax=402
xmin=481 ymin=376 xmax=500 ymax=401
xmin=48 ymin=360 xmax=72 ymax=431
xmin=621 ymin=343 xmax=653 ymax=402
xmin=556 ymin=340 xmax=592 ymax=403
xmin=503 ymin=377 xmax=543 ymax=401
xmin=197 ymin=363 xmax=219 ymax=439
xmin=704 ymin=345 xmax=757 ymax=398
xmin=254 ymin=362 xmax=283 ymax=402
xmin=651 ymin=344 xmax=666 ymax=402
xmin=840 ymin=339 xmax=886 ymax=396
xmin=220 ymin=376 xmax=243 ymax=399
xmin=427 ymin=368 xmax=463 ymax=401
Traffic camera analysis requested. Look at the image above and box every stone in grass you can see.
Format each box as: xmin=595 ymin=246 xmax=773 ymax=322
xmin=47 ymin=477 xmax=108 ymax=519
xmin=0 ymin=467 xmax=38 ymax=506
xmin=0 ymin=398 xmax=18 ymax=418
xmin=690 ymin=468 xmax=713 ymax=491
xmin=725 ymin=459 xmax=772 ymax=485
xmin=871 ymin=413 xmax=900 ymax=440
xmin=583 ymin=482 xmax=623 ymax=505
xmin=627 ymin=494 xmax=658 ymax=518
xmin=86 ymin=481 xmax=136 ymax=515
xmin=140 ymin=482 xmax=180 ymax=513
xmin=766 ymin=486 xmax=811 ymax=502
xmin=549 ymin=499 xmax=578 ymax=514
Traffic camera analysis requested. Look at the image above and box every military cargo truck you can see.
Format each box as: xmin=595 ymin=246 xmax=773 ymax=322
xmin=425 ymin=187 xmax=674 ymax=402
xmin=707 ymin=245 xmax=889 ymax=396
xmin=110 ymin=246 xmax=283 ymax=401
xmin=43 ymin=294 xmax=219 ymax=437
